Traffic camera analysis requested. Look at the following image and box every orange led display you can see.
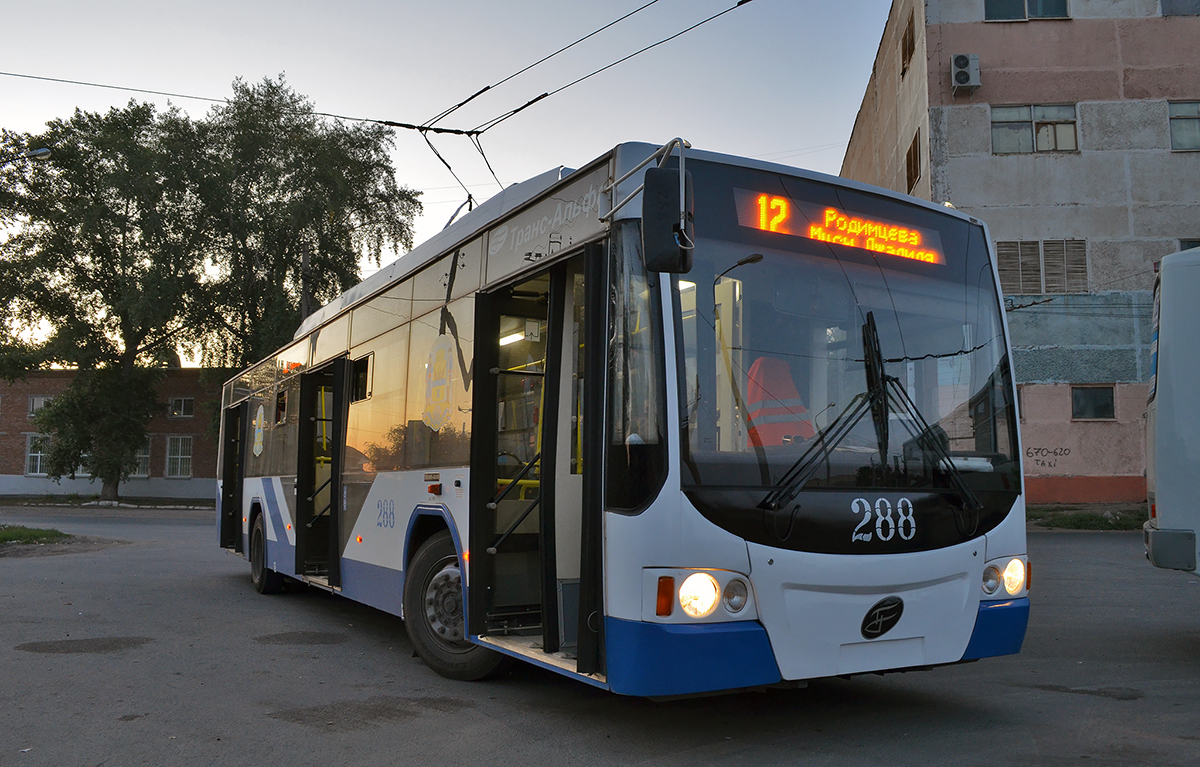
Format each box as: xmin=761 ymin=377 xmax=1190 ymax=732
xmin=734 ymin=188 xmax=945 ymax=266
xmin=757 ymin=194 xmax=792 ymax=233
xmin=807 ymin=208 xmax=943 ymax=264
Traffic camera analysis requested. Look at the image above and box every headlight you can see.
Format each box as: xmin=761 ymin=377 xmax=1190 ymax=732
xmin=723 ymin=579 xmax=749 ymax=613
xmin=679 ymin=573 xmax=720 ymax=618
xmin=1003 ymin=558 xmax=1026 ymax=596
xmin=982 ymin=565 xmax=1001 ymax=595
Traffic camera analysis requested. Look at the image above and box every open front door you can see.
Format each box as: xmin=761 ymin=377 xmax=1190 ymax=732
xmin=296 ymin=359 xmax=348 ymax=588
xmin=219 ymin=402 xmax=248 ymax=552
xmin=470 ymin=252 xmax=594 ymax=665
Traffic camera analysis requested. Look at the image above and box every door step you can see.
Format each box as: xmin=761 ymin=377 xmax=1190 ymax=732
xmin=477 ymin=635 xmax=604 ymax=685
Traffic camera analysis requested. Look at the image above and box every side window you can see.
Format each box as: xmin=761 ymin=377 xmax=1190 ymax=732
xmin=166 ymin=436 xmax=194 ymax=478
xmin=404 ymin=296 xmax=475 ymax=469
xmin=346 ymin=325 xmax=410 ymax=474
xmin=26 ymin=435 xmax=49 ymax=476
xmin=986 ymin=0 xmax=1068 ymax=20
xmin=906 ymin=129 xmax=922 ymax=193
xmin=1163 ymin=0 xmax=1200 ymax=14
xmin=607 ymin=222 xmax=668 ymax=512
xmin=1169 ymin=102 xmax=1200 ymax=152
xmin=351 ymin=355 xmax=372 ymax=402
xmin=169 ymin=397 xmax=194 ymax=418
xmin=992 ymin=105 xmax=1077 ymax=154
xmin=1071 ymin=386 xmax=1115 ymax=420
xmin=274 ymin=389 xmax=288 ymax=425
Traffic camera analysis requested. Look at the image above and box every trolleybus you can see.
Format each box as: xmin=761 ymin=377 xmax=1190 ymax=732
xmin=217 ymin=140 xmax=1030 ymax=696
xmin=1144 ymin=246 xmax=1200 ymax=573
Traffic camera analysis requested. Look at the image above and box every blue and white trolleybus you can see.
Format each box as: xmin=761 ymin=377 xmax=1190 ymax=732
xmin=217 ymin=140 xmax=1030 ymax=697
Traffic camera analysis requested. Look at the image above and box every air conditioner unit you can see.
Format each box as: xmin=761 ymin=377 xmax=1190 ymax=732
xmin=951 ymin=53 xmax=981 ymax=93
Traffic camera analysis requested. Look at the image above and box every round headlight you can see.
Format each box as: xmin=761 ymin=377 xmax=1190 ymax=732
xmin=723 ymin=579 xmax=749 ymax=613
xmin=982 ymin=565 xmax=1001 ymax=595
xmin=1003 ymin=558 xmax=1026 ymax=595
xmin=679 ymin=573 xmax=720 ymax=618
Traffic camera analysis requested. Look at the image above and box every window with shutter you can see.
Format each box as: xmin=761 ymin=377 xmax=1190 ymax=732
xmin=1018 ymin=241 xmax=1042 ymax=294
xmin=996 ymin=241 xmax=1021 ymax=294
xmin=1064 ymin=240 xmax=1088 ymax=293
xmin=994 ymin=239 xmax=1087 ymax=295
xmin=901 ymin=12 xmax=916 ymax=76
xmin=906 ymin=129 xmax=921 ymax=193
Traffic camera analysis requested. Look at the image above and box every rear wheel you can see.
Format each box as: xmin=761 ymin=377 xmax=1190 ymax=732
xmin=403 ymin=530 xmax=505 ymax=680
xmin=250 ymin=514 xmax=285 ymax=594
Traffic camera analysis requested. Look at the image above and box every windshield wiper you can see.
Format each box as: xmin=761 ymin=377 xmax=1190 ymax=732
xmin=759 ymin=312 xmax=984 ymax=523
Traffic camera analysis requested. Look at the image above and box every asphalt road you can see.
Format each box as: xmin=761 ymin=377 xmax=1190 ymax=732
xmin=2 ymin=505 xmax=1197 ymax=766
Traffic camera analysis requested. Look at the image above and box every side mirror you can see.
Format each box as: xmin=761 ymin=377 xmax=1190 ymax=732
xmin=641 ymin=166 xmax=694 ymax=274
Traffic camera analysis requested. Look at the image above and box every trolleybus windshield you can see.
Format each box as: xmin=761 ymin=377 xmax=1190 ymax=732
xmin=675 ymin=162 xmax=1020 ymax=553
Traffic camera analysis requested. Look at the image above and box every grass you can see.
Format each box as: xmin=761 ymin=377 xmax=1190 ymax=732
xmin=1027 ymin=504 xmax=1148 ymax=531
xmin=0 ymin=525 xmax=73 ymax=545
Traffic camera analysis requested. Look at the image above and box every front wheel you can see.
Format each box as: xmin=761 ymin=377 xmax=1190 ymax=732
xmin=403 ymin=530 xmax=505 ymax=680
xmin=250 ymin=514 xmax=285 ymax=594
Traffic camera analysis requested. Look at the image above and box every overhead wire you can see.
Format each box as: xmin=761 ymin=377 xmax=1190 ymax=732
xmin=423 ymin=0 xmax=665 ymax=130
xmin=0 ymin=70 xmax=481 ymax=136
xmin=4 ymin=0 xmax=759 ymax=219
xmin=472 ymin=0 xmax=758 ymax=135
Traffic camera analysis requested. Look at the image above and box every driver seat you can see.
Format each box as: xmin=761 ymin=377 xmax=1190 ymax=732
xmin=746 ymin=357 xmax=816 ymax=447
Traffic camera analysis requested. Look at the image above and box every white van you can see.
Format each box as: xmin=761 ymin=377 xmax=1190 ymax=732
xmin=1144 ymin=247 xmax=1200 ymax=572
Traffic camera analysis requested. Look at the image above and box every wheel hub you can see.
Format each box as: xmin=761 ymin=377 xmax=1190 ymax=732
xmin=424 ymin=562 xmax=465 ymax=644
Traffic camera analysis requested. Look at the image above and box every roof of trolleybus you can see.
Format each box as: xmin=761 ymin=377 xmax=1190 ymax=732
xmin=291 ymin=142 xmax=989 ymax=347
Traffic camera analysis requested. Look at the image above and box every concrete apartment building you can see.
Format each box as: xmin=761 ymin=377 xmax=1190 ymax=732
xmin=0 ymin=369 xmax=221 ymax=500
xmin=842 ymin=0 xmax=1200 ymax=503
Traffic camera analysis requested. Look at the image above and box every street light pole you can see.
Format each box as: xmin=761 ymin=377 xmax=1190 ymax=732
xmin=0 ymin=147 xmax=52 ymax=167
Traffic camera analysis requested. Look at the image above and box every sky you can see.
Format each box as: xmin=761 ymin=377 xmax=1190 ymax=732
xmin=1 ymin=0 xmax=893 ymax=271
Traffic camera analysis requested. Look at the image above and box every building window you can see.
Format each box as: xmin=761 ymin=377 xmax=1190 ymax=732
xmin=26 ymin=435 xmax=48 ymax=476
xmin=992 ymin=105 xmax=1077 ymax=154
xmin=1169 ymin=102 xmax=1200 ymax=151
xmin=985 ymin=0 xmax=1069 ymax=20
xmin=1162 ymin=0 xmax=1200 ymax=15
xmin=905 ymin=129 xmax=922 ymax=193
xmin=1071 ymin=386 xmax=1115 ymax=420
xmin=168 ymin=397 xmax=194 ymax=418
xmin=901 ymin=11 xmax=916 ymax=76
xmin=166 ymin=436 xmax=193 ymax=478
xmin=1181 ymin=240 xmax=1200 ymax=251
xmin=28 ymin=396 xmax=49 ymax=418
xmin=996 ymin=239 xmax=1088 ymax=294
xmin=131 ymin=438 xmax=151 ymax=478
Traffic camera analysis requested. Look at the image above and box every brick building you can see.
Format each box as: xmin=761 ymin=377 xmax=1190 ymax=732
xmin=841 ymin=0 xmax=1200 ymax=502
xmin=0 ymin=369 xmax=221 ymax=500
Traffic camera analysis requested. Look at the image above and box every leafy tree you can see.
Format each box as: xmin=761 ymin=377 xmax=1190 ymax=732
xmin=33 ymin=369 xmax=163 ymax=495
xmin=0 ymin=104 xmax=214 ymax=499
xmin=201 ymin=76 xmax=422 ymax=368
xmin=0 ymin=78 xmax=421 ymax=499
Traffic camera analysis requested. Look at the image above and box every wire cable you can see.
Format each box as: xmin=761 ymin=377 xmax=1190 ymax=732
xmin=473 ymin=0 xmax=758 ymax=134
xmin=0 ymin=69 xmax=480 ymax=136
xmin=423 ymin=0 xmax=664 ymax=129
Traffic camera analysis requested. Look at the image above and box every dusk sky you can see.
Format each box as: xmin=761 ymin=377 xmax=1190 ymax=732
xmin=2 ymin=0 xmax=893 ymax=266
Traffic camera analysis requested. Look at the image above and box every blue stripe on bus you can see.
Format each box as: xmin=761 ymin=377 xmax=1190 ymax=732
xmin=260 ymin=481 xmax=295 ymax=575
xmin=960 ymin=597 xmax=1030 ymax=660
xmin=604 ymin=617 xmax=782 ymax=697
xmin=340 ymin=558 xmax=404 ymax=617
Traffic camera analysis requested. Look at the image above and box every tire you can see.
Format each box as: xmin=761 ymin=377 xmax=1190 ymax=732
xmin=403 ymin=530 xmax=506 ymax=680
xmin=250 ymin=513 xmax=285 ymax=594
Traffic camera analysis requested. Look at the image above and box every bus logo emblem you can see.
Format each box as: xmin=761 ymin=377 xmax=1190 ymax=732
xmin=861 ymin=596 xmax=904 ymax=640
xmin=423 ymin=334 xmax=455 ymax=432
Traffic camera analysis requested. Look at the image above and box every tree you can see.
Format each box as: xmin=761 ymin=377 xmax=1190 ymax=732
xmin=201 ymin=76 xmax=422 ymax=368
xmin=32 ymin=368 xmax=163 ymax=492
xmin=0 ymin=104 xmax=214 ymax=499
xmin=0 ymin=78 xmax=421 ymax=499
